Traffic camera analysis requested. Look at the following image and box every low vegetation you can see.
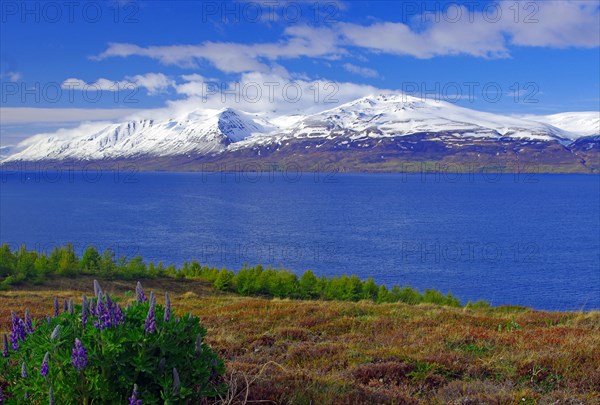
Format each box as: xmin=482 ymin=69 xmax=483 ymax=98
xmin=0 ymin=280 xmax=224 ymax=403
xmin=0 ymin=244 xmax=467 ymax=307
xmin=1 ymin=277 xmax=599 ymax=404
xmin=1 ymin=246 xmax=597 ymax=403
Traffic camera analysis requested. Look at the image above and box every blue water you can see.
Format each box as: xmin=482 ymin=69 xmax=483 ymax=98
xmin=1 ymin=170 xmax=598 ymax=311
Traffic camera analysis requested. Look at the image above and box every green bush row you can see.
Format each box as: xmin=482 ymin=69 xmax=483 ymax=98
xmin=0 ymin=244 xmax=485 ymax=308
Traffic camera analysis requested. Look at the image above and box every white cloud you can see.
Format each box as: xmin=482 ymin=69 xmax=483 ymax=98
xmin=92 ymin=0 xmax=599 ymax=72
xmin=135 ymin=72 xmax=387 ymax=121
xmin=1 ymin=71 xmax=22 ymax=81
xmin=342 ymin=63 xmax=379 ymax=78
xmin=339 ymin=1 xmax=599 ymax=59
xmin=92 ymin=25 xmax=343 ymax=72
xmin=62 ymin=73 xmax=175 ymax=95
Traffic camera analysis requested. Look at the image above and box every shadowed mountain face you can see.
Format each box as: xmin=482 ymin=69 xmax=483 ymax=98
xmin=2 ymin=94 xmax=599 ymax=173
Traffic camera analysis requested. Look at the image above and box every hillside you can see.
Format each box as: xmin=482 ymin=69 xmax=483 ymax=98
xmin=1 ymin=276 xmax=599 ymax=404
xmin=2 ymin=95 xmax=599 ymax=173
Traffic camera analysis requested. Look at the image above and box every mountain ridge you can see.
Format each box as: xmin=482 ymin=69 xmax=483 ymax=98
xmin=2 ymin=94 xmax=599 ymax=173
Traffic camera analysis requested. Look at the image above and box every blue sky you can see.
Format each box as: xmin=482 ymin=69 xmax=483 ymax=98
xmin=1 ymin=0 xmax=599 ymax=144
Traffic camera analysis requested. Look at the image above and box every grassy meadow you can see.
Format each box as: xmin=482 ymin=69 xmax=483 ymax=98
xmin=1 ymin=276 xmax=599 ymax=404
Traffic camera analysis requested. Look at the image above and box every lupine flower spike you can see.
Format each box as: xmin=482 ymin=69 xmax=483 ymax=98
xmin=93 ymin=279 xmax=102 ymax=296
xmin=164 ymin=292 xmax=171 ymax=322
xmin=71 ymin=338 xmax=88 ymax=371
xmin=136 ymin=282 xmax=147 ymax=303
xmin=21 ymin=361 xmax=29 ymax=378
xmin=49 ymin=386 xmax=55 ymax=405
xmin=63 ymin=298 xmax=68 ymax=313
xmin=40 ymin=352 xmax=49 ymax=378
xmin=68 ymin=298 xmax=75 ymax=315
xmin=144 ymin=295 xmax=157 ymax=334
xmin=24 ymin=308 xmax=34 ymax=333
xmin=53 ymin=297 xmax=59 ymax=317
xmin=93 ymin=292 xmax=125 ymax=330
xmin=172 ymin=368 xmax=180 ymax=395
xmin=128 ymin=384 xmax=143 ymax=405
xmin=89 ymin=297 xmax=96 ymax=316
xmin=10 ymin=311 xmax=26 ymax=350
xmin=50 ymin=325 xmax=60 ymax=341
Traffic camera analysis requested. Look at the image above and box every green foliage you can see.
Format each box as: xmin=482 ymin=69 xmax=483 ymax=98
xmin=497 ymin=318 xmax=521 ymax=332
xmin=0 ymin=244 xmax=481 ymax=308
xmin=465 ymin=299 xmax=492 ymax=309
xmin=213 ymin=269 xmax=234 ymax=291
xmin=0 ymin=281 xmax=225 ymax=404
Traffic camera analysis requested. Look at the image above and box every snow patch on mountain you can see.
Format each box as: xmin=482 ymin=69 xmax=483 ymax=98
xmin=522 ymin=112 xmax=600 ymax=138
xmin=3 ymin=108 xmax=273 ymax=161
xmin=2 ymin=93 xmax=597 ymax=162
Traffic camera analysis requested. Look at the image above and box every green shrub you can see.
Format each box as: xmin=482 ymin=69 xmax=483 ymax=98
xmin=0 ymin=281 xmax=225 ymax=404
xmin=0 ymin=244 xmax=476 ymax=308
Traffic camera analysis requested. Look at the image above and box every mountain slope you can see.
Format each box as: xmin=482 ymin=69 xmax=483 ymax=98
xmin=233 ymin=94 xmax=572 ymax=149
xmin=524 ymin=112 xmax=600 ymax=138
xmin=3 ymin=108 xmax=274 ymax=161
xmin=2 ymin=94 xmax=598 ymax=173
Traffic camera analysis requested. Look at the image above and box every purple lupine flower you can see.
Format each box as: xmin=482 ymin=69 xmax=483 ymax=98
xmin=172 ymin=368 xmax=180 ymax=394
xmin=2 ymin=334 xmax=9 ymax=358
xmin=105 ymin=292 xmax=114 ymax=310
xmin=53 ymin=297 xmax=59 ymax=317
xmin=81 ymin=294 xmax=89 ymax=326
xmin=50 ymin=325 xmax=60 ymax=341
xmin=71 ymin=338 xmax=88 ymax=371
xmin=144 ymin=298 xmax=156 ymax=334
xmin=46 ymin=315 xmax=51 ymax=324
xmin=158 ymin=357 xmax=166 ymax=372
xmin=128 ymin=384 xmax=143 ymax=405
xmin=94 ymin=293 xmax=104 ymax=320
xmin=0 ymin=386 xmax=4 ymax=402
xmin=24 ymin=309 xmax=34 ymax=334
xmin=93 ymin=280 xmax=102 ymax=297
xmin=40 ymin=352 xmax=49 ymax=378
xmin=68 ymin=298 xmax=74 ymax=315
xmin=63 ymin=298 xmax=68 ymax=313
xmin=21 ymin=361 xmax=29 ymax=378
xmin=49 ymin=386 xmax=54 ymax=405
xmin=93 ymin=293 xmax=125 ymax=330
xmin=136 ymin=282 xmax=147 ymax=303
xmin=89 ymin=297 xmax=96 ymax=316
xmin=10 ymin=312 xmax=26 ymax=350
xmin=164 ymin=292 xmax=171 ymax=322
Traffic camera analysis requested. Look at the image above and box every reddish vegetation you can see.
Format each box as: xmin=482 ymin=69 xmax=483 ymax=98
xmin=1 ymin=276 xmax=599 ymax=404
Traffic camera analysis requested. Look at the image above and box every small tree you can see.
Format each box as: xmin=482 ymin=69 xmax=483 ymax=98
xmin=214 ymin=269 xmax=234 ymax=291
xmin=80 ymin=246 xmax=101 ymax=273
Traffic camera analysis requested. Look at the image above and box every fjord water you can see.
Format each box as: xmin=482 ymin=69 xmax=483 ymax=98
xmin=1 ymin=171 xmax=598 ymax=311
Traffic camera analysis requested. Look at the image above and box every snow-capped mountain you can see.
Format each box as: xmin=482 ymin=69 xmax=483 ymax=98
xmin=2 ymin=93 xmax=598 ymax=172
xmin=3 ymin=108 xmax=274 ymax=161
xmin=523 ymin=112 xmax=600 ymax=138
xmin=233 ymin=94 xmax=573 ymax=149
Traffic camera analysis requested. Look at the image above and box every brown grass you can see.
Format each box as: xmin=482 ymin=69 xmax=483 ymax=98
xmin=1 ymin=276 xmax=599 ymax=404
